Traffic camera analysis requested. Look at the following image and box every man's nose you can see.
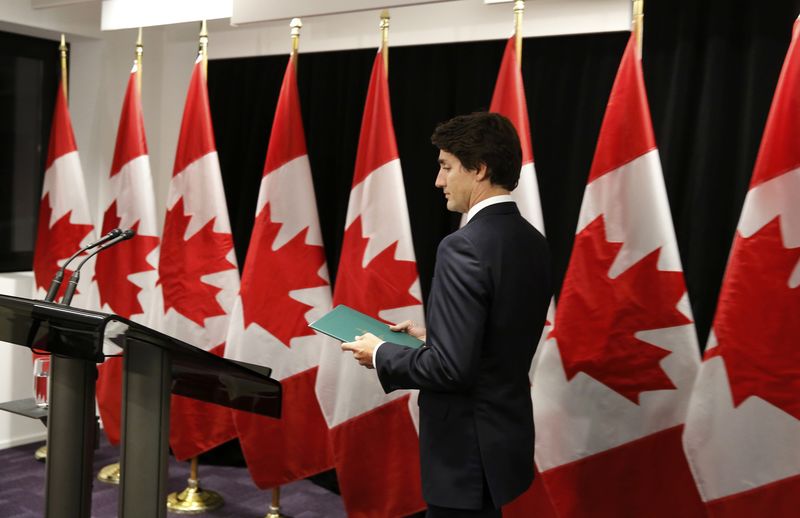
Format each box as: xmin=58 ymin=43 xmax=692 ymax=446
xmin=435 ymin=170 xmax=446 ymax=188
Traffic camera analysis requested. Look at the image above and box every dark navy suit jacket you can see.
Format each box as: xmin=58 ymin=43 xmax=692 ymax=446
xmin=376 ymin=201 xmax=552 ymax=510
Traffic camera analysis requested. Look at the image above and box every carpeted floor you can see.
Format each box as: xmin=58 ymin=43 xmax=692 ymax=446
xmin=0 ymin=437 xmax=346 ymax=518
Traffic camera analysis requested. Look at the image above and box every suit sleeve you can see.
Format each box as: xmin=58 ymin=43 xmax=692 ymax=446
xmin=376 ymin=232 xmax=488 ymax=393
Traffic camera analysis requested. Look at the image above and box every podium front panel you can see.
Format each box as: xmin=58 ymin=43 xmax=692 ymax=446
xmin=123 ymin=326 xmax=282 ymax=418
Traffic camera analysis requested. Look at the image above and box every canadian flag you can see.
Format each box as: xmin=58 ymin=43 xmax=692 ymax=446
xmin=489 ymin=37 xmax=557 ymax=518
xmin=314 ymin=51 xmax=426 ymax=517
xmin=682 ymin=19 xmax=800 ymax=517
xmin=491 ymin=37 xmax=544 ymax=232
xmin=532 ymin=34 xmax=705 ymax=517
xmin=33 ymin=79 xmax=94 ymax=304
xmin=153 ymin=58 xmax=239 ymax=460
xmin=224 ymin=56 xmax=334 ymax=487
xmin=92 ymin=64 xmax=160 ymax=445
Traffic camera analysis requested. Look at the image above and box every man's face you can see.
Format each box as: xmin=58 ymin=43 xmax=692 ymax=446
xmin=435 ymin=150 xmax=475 ymax=213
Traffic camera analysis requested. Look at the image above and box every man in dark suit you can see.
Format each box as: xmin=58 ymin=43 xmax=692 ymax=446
xmin=342 ymin=112 xmax=552 ymax=517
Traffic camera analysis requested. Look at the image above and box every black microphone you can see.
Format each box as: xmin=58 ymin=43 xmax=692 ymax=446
xmin=44 ymin=228 xmax=124 ymax=302
xmin=60 ymin=229 xmax=136 ymax=306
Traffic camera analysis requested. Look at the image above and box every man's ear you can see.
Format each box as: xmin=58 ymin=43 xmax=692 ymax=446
xmin=475 ymin=163 xmax=489 ymax=182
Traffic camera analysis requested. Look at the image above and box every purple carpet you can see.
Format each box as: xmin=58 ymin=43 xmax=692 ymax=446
xmin=0 ymin=437 xmax=346 ymax=518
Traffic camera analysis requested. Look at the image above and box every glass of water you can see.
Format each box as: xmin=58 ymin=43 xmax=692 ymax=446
xmin=33 ymin=356 xmax=50 ymax=408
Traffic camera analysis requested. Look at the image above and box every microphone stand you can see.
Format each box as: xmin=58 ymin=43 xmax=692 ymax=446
xmin=28 ymin=229 xmax=125 ymax=354
xmin=44 ymin=228 xmax=123 ymax=303
xmin=61 ymin=230 xmax=135 ymax=307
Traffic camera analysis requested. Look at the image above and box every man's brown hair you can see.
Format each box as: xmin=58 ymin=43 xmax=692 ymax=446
xmin=431 ymin=112 xmax=522 ymax=190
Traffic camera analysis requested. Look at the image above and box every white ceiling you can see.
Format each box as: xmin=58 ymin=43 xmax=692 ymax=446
xmin=0 ymin=0 xmax=631 ymax=44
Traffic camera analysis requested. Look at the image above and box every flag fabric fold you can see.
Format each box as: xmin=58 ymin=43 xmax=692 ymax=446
xmin=683 ymin=19 xmax=800 ymax=517
xmin=153 ymin=58 xmax=239 ymax=460
xmin=224 ymin=56 xmax=335 ymax=488
xmin=532 ymin=34 xmax=705 ymax=517
xmin=33 ymin=79 xmax=94 ymax=305
xmin=488 ymin=37 xmax=558 ymax=518
xmin=314 ymin=51 xmax=426 ymax=518
xmin=92 ymin=64 xmax=160 ymax=445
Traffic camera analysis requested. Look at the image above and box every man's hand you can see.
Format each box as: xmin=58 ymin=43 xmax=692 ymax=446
xmin=342 ymin=332 xmax=383 ymax=369
xmin=390 ymin=320 xmax=427 ymax=342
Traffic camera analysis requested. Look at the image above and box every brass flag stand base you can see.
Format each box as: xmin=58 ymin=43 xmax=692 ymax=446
xmin=97 ymin=462 xmax=120 ymax=484
xmin=265 ymin=487 xmax=290 ymax=518
xmin=34 ymin=445 xmax=47 ymax=461
xmin=166 ymin=456 xmax=224 ymax=514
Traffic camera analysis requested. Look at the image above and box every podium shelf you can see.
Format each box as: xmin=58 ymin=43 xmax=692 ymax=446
xmin=0 ymin=397 xmax=48 ymax=420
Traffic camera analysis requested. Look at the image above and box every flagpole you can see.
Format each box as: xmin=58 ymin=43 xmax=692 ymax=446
xmin=135 ymin=27 xmax=143 ymax=92
xmin=96 ymin=28 xmax=145 ymax=487
xmin=290 ymin=17 xmax=302 ymax=62
xmin=36 ymin=34 xmax=70 ymax=465
xmin=265 ymin=486 xmax=284 ymax=518
xmin=167 ymin=456 xmax=224 ymax=513
xmin=199 ymin=19 xmax=209 ymax=76
xmin=514 ymin=0 xmax=524 ymax=66
xmin=59 ymin=34 xmax=68 ymax=99
xmin=632 ymin=0 xmax=644 ymax=57
xmin=95 ymin=27 xmax=145 ymax=487
xmin=263 ymin=20 xmax=304 ymax=518
xmin=165 ymin=19 xmax=225 ymax=515
xmin=380 ymin=10 xmax=390 ymax=75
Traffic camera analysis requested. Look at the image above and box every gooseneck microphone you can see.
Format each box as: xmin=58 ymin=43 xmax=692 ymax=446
xmin=60 ymin=229 xmax=136 ymax=306
xmin=44 ymin=228 xmax=124 ymax=302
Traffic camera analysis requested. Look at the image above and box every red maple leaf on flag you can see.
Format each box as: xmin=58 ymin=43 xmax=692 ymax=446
xmin=158 ymin=197 xmax=235 ymax=326
xmin=33 ymin=193 xmax=94 ymax=296
xmin=93 ymin=201 xmax=159 ymax=319
xmin=552 ymin=216 xmax=690 ymax=403
xmin=333 ymin=216 xmax=420 ymax=321
xmin=707 ymin=218 xmax=800 ymax=420
xmin=240 ymin=203 xmax=328 ymax=347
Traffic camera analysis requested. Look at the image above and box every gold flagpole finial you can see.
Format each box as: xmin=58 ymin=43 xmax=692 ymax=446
xmin=290 ymin=18 xmax=302 ymax=60
xmin=380 ymin=10 xmax=390 ymax=75
xmin=59 ymin=34 xmax=68 ymax=98
xmin=632 ymin=0 xmax=644 ymax=57
xmin=135 ymin=27 xmax=143 ymax=92
xmin=199 ymin=19 xmax=209 ymax=76
xmin=514 ymin=0 xmax=524 ymax=67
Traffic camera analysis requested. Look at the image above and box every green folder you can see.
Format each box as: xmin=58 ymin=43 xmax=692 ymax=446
xmin=308 ymin=304 xmax=424 ymax=349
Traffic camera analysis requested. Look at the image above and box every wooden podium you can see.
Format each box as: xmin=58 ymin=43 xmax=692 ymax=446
xmin=0 ymin=294 xmax=281 ymax=518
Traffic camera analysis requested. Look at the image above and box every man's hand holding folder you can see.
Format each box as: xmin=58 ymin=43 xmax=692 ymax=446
xmin=308 ymin=305 xmax=424 ymax=348
xmin=309 ymin=305 xmax=425 ymax=369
